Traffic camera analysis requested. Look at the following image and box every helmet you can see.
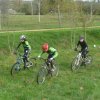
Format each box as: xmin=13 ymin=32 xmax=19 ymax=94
xmin=42 ymin=43 xmax=49 ymax=52
xmin=80 ymin=36 xmax=84 ymax=42
xmin=20 ymin=35 xmax=26 ymax=40
xmin=80 ymin=36 xmax=84 ymax=40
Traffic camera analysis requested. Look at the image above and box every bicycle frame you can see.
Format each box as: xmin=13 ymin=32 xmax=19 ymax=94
xmin=16 ymin=53 xmax=23 ymax=65
xmin=75 ymin=52 xmax=83 ymax=65
xmin=40 ymin=58 xmax=53 ymax=70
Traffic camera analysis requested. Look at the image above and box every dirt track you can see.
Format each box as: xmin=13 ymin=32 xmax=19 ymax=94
xmin=0 ymin=26 xmax=100 ymax=33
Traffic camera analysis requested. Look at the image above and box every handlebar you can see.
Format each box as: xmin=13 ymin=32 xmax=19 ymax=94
xmin=39 ymin=57 xmax=47 ymax=61
xmin=39 ymin=57 xmax=55 ymax=63
xmin=30 ymin=57 xmax=37 ymax=60
xmin=13 ymin=51 xmax=23 ymax=57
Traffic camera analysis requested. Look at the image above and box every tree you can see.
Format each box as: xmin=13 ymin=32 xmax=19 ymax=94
xmin=20 ymin=2 xmax=32 ymax=15
xmin=10 ymin=0 xmax=23 ymax=12
xmin=0 ymin=0 xmax=9 ymax=29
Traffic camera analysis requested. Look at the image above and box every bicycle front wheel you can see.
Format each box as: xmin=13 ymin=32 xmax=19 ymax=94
xmin=71 ymin=57 xmax=82 ymax=71
xmin=37 ymin=65 xmax=48 ymax=84
xmin=11 ymin=63 xmax=21 ymax=76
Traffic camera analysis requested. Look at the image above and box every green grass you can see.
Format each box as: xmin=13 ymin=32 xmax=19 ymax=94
xmin=0 ymin=28 xmax=100 ymax=100
xmin=1 ymin=15 xmax=100 ymax=31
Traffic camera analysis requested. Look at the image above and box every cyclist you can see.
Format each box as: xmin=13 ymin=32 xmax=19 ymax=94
xmin=75 ymin=36 xmax=88 ymax=58
xmin=38 ymin=43 xmax=58 ymax=71
xmin=14 ymin=35 xmax=31 ymax=68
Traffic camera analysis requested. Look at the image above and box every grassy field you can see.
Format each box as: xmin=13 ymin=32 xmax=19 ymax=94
xmin=1 ymin=15 xmax=100 ymax=31
xmin=0 ymin=28 xmax=100 ymax=100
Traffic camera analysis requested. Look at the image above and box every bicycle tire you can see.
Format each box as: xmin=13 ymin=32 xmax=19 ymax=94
xmin=85 ymin=55 xmax=93 ymax=66
xmin=24 ymin=58 xmax=37 ymax=72
xmin=37 ymin=65 xmax=47 ymax=84
xmin=11 ymin=63 xmax=21 ymax=76
xmin=71 ymin=57 xmax=82 ymax=71
xmin=51 ymin=63 xmax=59 ymax=77
xmin=30 ymin=57 xmax=37 ymax=67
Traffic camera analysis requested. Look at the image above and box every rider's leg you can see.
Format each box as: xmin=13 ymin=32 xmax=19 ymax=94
xmin=23 ymin=57 xmax=26 ymax=68
xmin=23 ymin=49 xmax=29 ymax=68
xmin=81 ymin=49 xmax=86 ymax=66
xmin=48 ymin=54 xmax=55 ymax=70
xmin=50 ymin=60 xmax=55 ymax=69
xmin=81 ymin=49 xmax=86 ymax=58
xmin=81 ymin=48 xmax=88 ymax=65
xmin=83 ymin=49 xmax=88 ymax=58
xmin=47 ymin=54 xmax=53 ymax=68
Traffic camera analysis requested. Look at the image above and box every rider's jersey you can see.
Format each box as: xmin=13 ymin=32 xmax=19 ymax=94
xmin=17 ymin=40 xmax=31 ymax=50
xmin=22 ymin=41 xmax=31 ymax=50
xmin=77 ymin=40 xmax=88 ymax=49
xmin=39 ymin=47 xmax=58 ymax=59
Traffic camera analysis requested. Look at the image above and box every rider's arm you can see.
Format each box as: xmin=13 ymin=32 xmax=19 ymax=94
xmin=74 ymin=41 xmax=80 ymax=51
xmin=49 ymin=47 xmax=58 ymax=59
xmin=16 ymin=42 xmax=21 ymax=51
xmin=52 ymin=51 xmax=58 ymax=59
xmin=76 ymin=41 xmax=80 ymax=48
xmin=38 ymin=51 xmax=44 ymax=58
xmin=84 ymin=41 xmax=88 ymax=48
xmin=25 ymin=41 xmax=31 ymax=50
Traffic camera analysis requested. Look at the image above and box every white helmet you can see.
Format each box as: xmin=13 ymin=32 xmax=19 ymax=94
xmin=20 ymin=35 xmax=26 ymax=40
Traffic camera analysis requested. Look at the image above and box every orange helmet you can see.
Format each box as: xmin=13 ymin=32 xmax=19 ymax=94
xmin=42 ymin=43 xmax=49 ymax=52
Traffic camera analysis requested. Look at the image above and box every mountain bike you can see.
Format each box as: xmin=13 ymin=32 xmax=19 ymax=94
xmin=71 ymin=50 xmax=93 ymax=71
xmin=37 ymin=58 xmax=59 ymax=84
xmin=11 ymin=53 xmax=37 ymax=76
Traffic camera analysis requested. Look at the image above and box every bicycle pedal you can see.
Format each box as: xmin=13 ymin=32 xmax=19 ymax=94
xmin=15 ymin=67 xmax=20 ymax=71
xmin=51 ymin=68 xmax=55 ymax=72
xmin=26 ymin=65 xmax=30 ymax=68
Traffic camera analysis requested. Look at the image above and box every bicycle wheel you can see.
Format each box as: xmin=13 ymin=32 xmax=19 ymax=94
xmin=85 ymin=55 xmax=93 ymax=65
xmin=51 ymin=63 xmax=59 ymax=77
xmin=29 ymin=57 xmax=37 ymax=67
xmin=37 ymin=65 xmax=48 ymax=84
xmin=11 ymin=63 xmax=21 ymax=76
xmin=71 ymin=57 xmax=82 ymax=71
xmin=25 ymin=58 xmax=37 ymax=71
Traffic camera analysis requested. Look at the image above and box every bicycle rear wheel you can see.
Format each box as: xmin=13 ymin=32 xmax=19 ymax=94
xmin=11 ymin=63 xmax=21 ymax=76
xmin=85 ymin=55 xmax=93 ymax=65
xmin=71 ymin=57 xmax=82 ymax=71
xmin=51 ymin=63 xmax=59 ymax=77
xmin=29 ymin=58 xmax=37 ymax=67
xmin=37 ymin=65 xmax=48 ymax=84
xmin=25 ymin=58 xmax=37 ymax=72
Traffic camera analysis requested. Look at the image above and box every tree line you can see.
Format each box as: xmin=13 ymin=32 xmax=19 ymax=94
xmin=1 ymin=0 xmax=99 ymax=15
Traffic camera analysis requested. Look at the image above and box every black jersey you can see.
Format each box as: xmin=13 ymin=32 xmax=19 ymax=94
xmin=77 ymin=40 xmax=88 ymax=49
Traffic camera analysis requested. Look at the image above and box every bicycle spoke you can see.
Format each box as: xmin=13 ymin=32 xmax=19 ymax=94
xmin=71 ymin=57 xmax=82 ymax=71
xmin=37 ymin=66 xmax=47 ymax=84
xmin=85 ymin=55 xmax=93 ymax=65
xmin=11 ymin=63 xmax=21 ymax=76
xmin=51 ymin=64 xmax=59 ymax=77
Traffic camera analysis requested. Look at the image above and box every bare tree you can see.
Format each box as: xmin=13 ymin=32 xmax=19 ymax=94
xmin=30 ymin=0 xmax=33 ymax=15
xmin=38 ymin=0 xmax=41 ymax=23
xmin=0 ymin=0 xmax=9 ymax=29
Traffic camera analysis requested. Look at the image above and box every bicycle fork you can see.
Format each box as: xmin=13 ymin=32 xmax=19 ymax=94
xmin=75 ymin=53 xmax=82 ymax=65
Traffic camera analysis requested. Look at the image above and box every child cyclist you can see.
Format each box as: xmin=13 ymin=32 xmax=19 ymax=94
xmin=38 ymin=43 xmax=58 ymax=71
xmin=75 ymin=36 xmax=88 ymax=58
xmin=14 ymin=35 xmax=31 ymax=68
